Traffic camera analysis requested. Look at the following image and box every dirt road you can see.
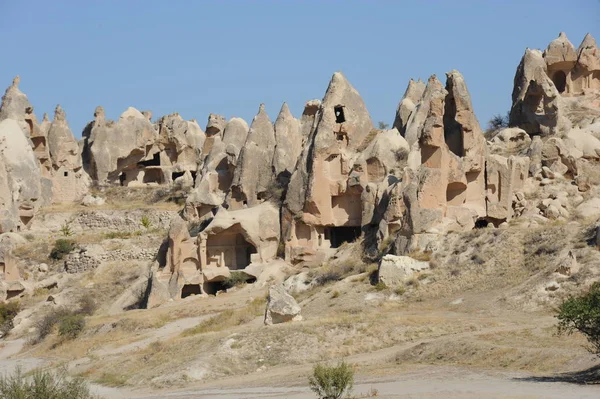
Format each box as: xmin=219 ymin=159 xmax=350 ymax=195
xmin=127 ymin=366 xmax=600 ymax=399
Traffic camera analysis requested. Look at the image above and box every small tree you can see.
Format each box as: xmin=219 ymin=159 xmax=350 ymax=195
xmin=377 ymin=121 xmax=389 ymax=130
xmin=487 ymin=112 xmax=509 ymax=131
xmin=557 ymin=282 xmax=600 ymax=355
xmin=308 ymin=361 xmax=354 ymax=399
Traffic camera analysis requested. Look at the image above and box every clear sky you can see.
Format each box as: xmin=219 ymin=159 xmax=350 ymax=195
xmin=1 ymin=1 xmax=599 ymax=137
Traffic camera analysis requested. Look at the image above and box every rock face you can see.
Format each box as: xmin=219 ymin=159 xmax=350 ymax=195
xmin=0 ymin=118 xmax=43 ymax=232
xmin=400 ymin=71 xmax=488 ymax=234
xmin=47 ymin=105 xmax=89 ymax=203
xmin=83 ymin=106 xmax=159 ymax=185
xmin=283 ymin=72 xmax=382 ymax=262
xmin=82 ymin=107 xmax=205 ymax=187
xmin=264 ymin=284 xmax=302 ymax=325
xmin=272 ymin=102 xmax=302 ymax=179
xmin=150 ymin=202 xmax=280 ymax=303
xmin=378 ymin=254 xmax=429 ymax=286
xmin=185 ymin=117 xmax=249 ymax=220
xmin=228 ymin=104 xmax=277 ymax=209
xmin=0 ymin=77 xmax=32 ymax=134
xmin=510 ymin=33 xmax=600 ymax=136
xmin=393 ymin=79 xmax=426 ymax=136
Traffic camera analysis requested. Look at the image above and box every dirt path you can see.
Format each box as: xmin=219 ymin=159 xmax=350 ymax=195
xmin=0 ymin=339 xmax=44 ymax=375
xmin=95 ymin=315 xmax=212 ymax=356
xmin=121 ymin=365 xmax=600 ymax=399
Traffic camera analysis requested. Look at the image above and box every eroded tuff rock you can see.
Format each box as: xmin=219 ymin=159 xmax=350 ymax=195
xmin=185 ymin=117 xmax=249 ymax=220
xmin=510 ymin=33 xmax=600 ymax=136
xmin=393 ymin=79 xmax=426 ymax=136
xmin=272 ymin=102 xmax=302 ymax=178
xmin=0 ymin=77 xmax=32 ymax=135
xmin=264 ymin=284 xmax=302 ymax=325
xmin=83 ymin=106 xmax=158 ymax=184
xmin=47 ymin=105 xmax=90 ymax=203
xmin=150 ymin=202 xmax=280 ymax=302
xmin=400 ymin=71 xmax=489 ymax=234
xmin=0 ymin=118 xmax=43 ymax=232
xmin=228 ymin=104 xmax=277 ymax=209
xmin=83 ymin=106 xmax=205 ymax=187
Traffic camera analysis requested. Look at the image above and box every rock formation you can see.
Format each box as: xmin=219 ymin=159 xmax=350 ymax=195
xmin=510 ymin=33 xmax=600 ymax=136
xmin=47 ymin=105 xmax=89 ymax=203
xmin=264 ymin=284 xmax=302 ymax=325
xmin=227 ymin=104 xmax=276 ymax=209
xmin=0 ymin=118 xmax=43 ymax=232
xmin=152 ymin=202 xmax=280 ymax=300
xmin=185 ymin=117 xmax=249 ymax=220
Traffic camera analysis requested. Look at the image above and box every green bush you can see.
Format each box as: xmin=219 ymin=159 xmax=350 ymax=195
xmin=141 ymin=215 xmax=152 ymax=229
xmin=60 ymin=222 xmax=74 ymax=237
xmin=0 ymin=366 xmax=94 ymax=399
xmin=34 ymin=307 xmax=86 ymax=343
xmin=557 ymin=282 xmax=600 ymax=355
xmin=58 ymin=314 xmax=86 ymax=340
xmin=49 ymin=239 xmax=76 ymax=260
xmin=0 ymin=301 xmax=20 ymax=336
xmin=222 ymin=271 xmax=250 ymax=290
xmin=308 ymin=361 xmax=354 ymax=399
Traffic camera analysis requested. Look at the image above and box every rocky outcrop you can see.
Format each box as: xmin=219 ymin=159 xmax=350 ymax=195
xmin=264 ymin=284 xmax=302 ymax=325
xmin=157 ymin=113 xmax=205 ymax=176
xmin=510 ymin=33 xmax=600 ymax=136
xmin=272 ymin=102 xmax=302 ymax=179
xmin=47 ymin=105 xmax=89 ymax=203
xmin=0 ymin=77 xmax=33 ymax=135
xmin=399 ymin=71 xmax=488 ymax=234
xmin=0 ymin=118 xmax=43 ymax=232
xmin=378 ymin=254 xmax=429 ymax=286
xmin=150 ymin=202 xmax=280 ymax=303
xmin=228 ymin=104 xmax=276 ymax=209
xmin=185 ymin=117 xmax=249 ymax=220
xmin=393 ymin=79 xmax=426 ymax=136
xmin=83 ymin=106 xmax=158 ymax=184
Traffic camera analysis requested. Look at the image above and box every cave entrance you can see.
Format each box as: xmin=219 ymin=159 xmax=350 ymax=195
xmin=203 ymin=281 xmax=224 ymax=296
xmin=137 ymin=152 xmax=161 ymax=167
xmin=552 ymin=70 xmax=567 ymax=94
xmin=206 ymin=227 xmax=257 ymax=270
xmin=143 ymin=168 xmax=163 ymax=184
xmin=171 ymin=171 xmax=185 ymax=181
xmin=181 ymin=284 xmax=201 ymax=298
xmin=334 ymin=105 xmax=346 ymax=124
xmin=325 ymin=226 xmax=361 ymax=248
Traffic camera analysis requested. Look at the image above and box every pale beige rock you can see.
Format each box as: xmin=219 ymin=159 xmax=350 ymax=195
xmin=272 ymin=103 xmax=302 ymax=178
xmin=264 ymin=284 xmax=302 ymax=325
xmin=486 ymin=155 xmax=530 ymax=221
xmin=378 ymin=254 xmax=429 ymax=286
xmin=47 ymin=105 xmax=90 ymax=203
xmin=400 ymin=71 xmax=488 ymax=234
xmin=489 ymin=127 xmax=531 ymax=155
xmin=84 ymin=106 xmax=159 ymax=184
xmin=393 ymin=79 xmax=426 ymax=136
xmin=0 ymin=118 xmax=42 ymax=232
xmin=228 ymin=104 xmax=276 ymax=209
xmin=0 ymin=77 xmax=32 ymax=134
xmin=186 ymin=117 xmax=249 ymax=219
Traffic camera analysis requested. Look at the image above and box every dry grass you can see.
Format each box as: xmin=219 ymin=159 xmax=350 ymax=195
xmin=181 ymin=296 xmax=266 ymax=336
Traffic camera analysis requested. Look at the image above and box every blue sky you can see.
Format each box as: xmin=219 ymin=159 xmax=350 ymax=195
xmin=1 ymin=1 xmax=599 ymax=137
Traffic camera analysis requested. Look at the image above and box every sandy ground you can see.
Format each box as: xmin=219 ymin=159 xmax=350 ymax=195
xmin=111 ymin=366 xmax=600 ymax=399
